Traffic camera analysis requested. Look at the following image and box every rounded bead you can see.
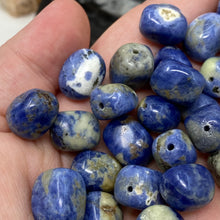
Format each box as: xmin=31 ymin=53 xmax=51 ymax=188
xmin=137 ymin=95 xmax=181 ymax=132
xmin=208 ymin=150 xmax=220 ymax=187
xmin=6 ymin=88 xmax=59 ymax=140
xmin=109 ymin=43 xmax=154 ymax=89
xmin=50 ymin=111 xmax=100 ymax=151
xmin=152 ymin=129 xmax=197 ymax=171
xmin=103 ymin=115 xmax=153 ymax=166
xmin=59 ymin=48 xmax=106 ymax=99
xmin=31 ymin=168 xmax=86 ymax=220
xmin=90 ymin=83 xmax=138 ymax=120
xmin=139 ymin=4 xmax=187 ymax=45
xmin=159 ymin=164 xmax=215 ymax=211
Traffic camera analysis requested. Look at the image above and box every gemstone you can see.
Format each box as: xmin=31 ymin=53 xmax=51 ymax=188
xmin=50 ymin=111 xmax=100 ymax=151
xmin=208 ymin=150 xmax=220 ymax=187
xmin=31 ymin=168 xmax=86 ymax=220
xmin=6 ymin=88 xmax=59 ymax=140
xmin=59 ymin=48 xmax=106 ymax=99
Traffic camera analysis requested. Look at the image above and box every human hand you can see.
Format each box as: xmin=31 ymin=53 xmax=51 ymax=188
xmin=0 ymin=0 xmax=219 ymax=219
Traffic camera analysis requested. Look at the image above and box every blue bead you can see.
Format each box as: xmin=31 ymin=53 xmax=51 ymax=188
xmin=137 ymin=95 xmax=181 ymax=132
xmin=109 ymin=43 xmax=154 ymax=90
xmin=84 ymin=191 xmax=123 ymax=220
xmin=90 ymin=83 xmax=138 ymax=120
xmin=152 ymin=129 xmax=197 ymax=171
xmin=139 ymin=4 xmax=187 ymax=45
xmin=208 ymin=150 xmax=220 ymax=187
xmin=159 ymin=164 xmax=215 ymax=211
xmin=184 ymin=13 xmax=220 ymax=62
xmin=31 ymin=168 xmax=86 ymax=220
xmin=50 ymin=111 xmax=100 ymax=151
xmin=150 ymin=59 xmax=206 ymax=106
xmin=59 ymin=48 xmax=106 ymax=99
xmin=71 ymin=150 xmax=122 ymax=192
xmin=217 ymin=0 xmax=220 ymax=14
xmin=114 ymin=165 xmax=163 ymax=210
xmin=6 ymin=88 xmax=59 ymax=140
xmin=103 ymin=115 xmax=153 ymax=166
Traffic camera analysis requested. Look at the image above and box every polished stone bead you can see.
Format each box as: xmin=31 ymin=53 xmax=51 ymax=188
xmin=109 ymin=43 xmax=154 ymax=89
xmin=137 ymin=205 xmax=183 ymax=220
xmin=103 ymin=115 xmax=153 ymax=166
xmin=159 ymin=164 xmax=215 ymax=211
xmin=139 ymin=4 xmax=187 ymax=45
xmin=114 ymin=165 xmax=163 ymax=210
xmin=50 ymin=111 xmax=100 ymax=151
xmin=31 ymin=168 xmax=86 ymax=220
xmin=84 ymin=191 xmax=123 ymax=220
xmin=208 ymin=150 xmax=220 ymax=187
xmin=152 ymin=129 xmax=197 ymax=171
xmin=59 ymin=48 xmax=106 ymax=99
xmin=218 ymin=0 xmax=220 ymax=14
xmin=200 ymin=57 xmax=220 ymax=98
xmin=184 ymin=13 xmax=220 ymax=62
xmin=71 ymin=150 xmax=122 ymax=192
xmin=137 ymin=95 xmax=181 ymax=132
xmin=90 ymin=83 xmax=138 ymax=120
xmin=6 ymin=88 xmax=59 ymax=140
xmin=150 ymin=59 xmax=206 ymax=106
xmin=184 ymin=105 xmax=220 ymax=153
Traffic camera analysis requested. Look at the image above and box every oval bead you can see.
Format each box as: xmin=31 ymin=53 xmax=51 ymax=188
xmin=6 ymin=88 xmax=59 ymax=140
xmin=139 ymin=4 xmax=187 ymax=45
xmin=114 ymin=165 xmax=163 ymax=210
xmin=152 ymin=129 xmax=197 ymax=171
xmin=59 ymin=48 xmax=106 ymax=99
xmin=150 ymin=59 xmax=206 ymax=106
xmin=103 ymin=115 xmax=153 ymax=166
xmin=90 ymin=83 xmax=138 ymax=120
xmin=31 ymin=168 xmax=86 ymax=220
xmin=71 ymin=150 xmax=122 ymax=192
xmin=208 ymin=150 xmax=220 ymax=187
xmin=50 ymin=111 xmax=100 ymax=151
xmin=137 ymin=95 xmax=181 ymax=132
xmin=159 ymin=164 xmax=215 ymax=211
xmin=109 ymin=43 xmax=154 ymax=89
xmin=84 ymin=191 xmax=123 ymax=220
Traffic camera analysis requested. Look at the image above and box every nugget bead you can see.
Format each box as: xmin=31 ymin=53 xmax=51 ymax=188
xmin=208 ymin=150 xmax=220 ymax=187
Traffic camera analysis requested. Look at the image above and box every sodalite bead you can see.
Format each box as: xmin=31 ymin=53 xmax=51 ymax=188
xmin=50 ymin=111 xmax=100 ymax=151
xmin=84 ymin=191 xmax=123 ymax=220
xmin=159 ymin=164 xmax=215 ymax=211
xmin=109 ymin=43 xmax=154 ymax=89
xmin=6 ymin=89 xmax=59 ymax=140
xmin=59 ymin=48 xmax=106 ymax=99
xmin=152 ymin=129 xmax=197 ymax=171
xmin=137 ymin=205 xmax=183 ymax=220
xmin=139 ymin=4 xmax=187 ymax=45
xmin=184 ymin=13 xmax=220 ymax=62
xmin=31 ymin=168 xmax=86 ymax=220
xmin=218 ymin=0 xmax=220 ymax=14
xmin=150 ymin=59 xmax=206 ymax=106
xmin=137 ymin=95 xmax=181 ymax=133
xmin=114 ymin=165 xmax=163 ymax=210
xmin=90 ymin=83 xmax=138 ymax=120
xmin=71 ymin=150 xmax=122 ymax=192
xmin=208 ymin=150 xmax=220 ymax=187
xmin=103 ymin=115 xmax=153 ymax=166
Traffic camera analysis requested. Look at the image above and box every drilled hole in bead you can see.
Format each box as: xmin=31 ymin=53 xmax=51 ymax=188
xmin=133 ymin=49 xmax=139 ymax=54
xmin=209 ymin=77 xmax=214 ymax=82
xmin=99 ymin=103 xmax=104 ymax=109
xmin=127 ymin=186 xmax=133 ymax=192
xmin=167 ymin=143 xmax=175 ymax=151
xmin=204 ymin=125 xmax=210 ymax=131
xmin=212 ymin=86 xmax=220 ymax=93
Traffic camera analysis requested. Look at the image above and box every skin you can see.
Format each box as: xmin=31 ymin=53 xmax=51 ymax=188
xmin=0 ymin=0 xmax=219 ymax=219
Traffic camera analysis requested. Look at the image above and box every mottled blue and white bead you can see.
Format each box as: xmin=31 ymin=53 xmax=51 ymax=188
xmin=208 ymin=150 xmax=220 ymax=187
xmin=59 ymin=48 xmax=106 ymax=99
xmin=152 ymin=129 xmax=197 ymax=171
xmin=114 ymin=165 xmax=163 ymax=210
xmin=71 ymin=150 xmax=122 ymax=192
xmin=6 ymin=88 xmax=59 ymax=140
xmin=137 ymin=95 xmax=181 ymax=133
xmin=84 ymin=191 xmax=123 ymax=220
xmin=50 ymin=111 xmax=100 ymax=151
xmin=150 ymin=60 xmax=206 ymax=106
xmin=90 ymin=83 xmax=138 ymax=120
xmin=31 ymin=168 xmax=86 ymax=220
xmin=184 ymin=13 xmax=220 ymax=62
xmin=159 ymin=164 xmax=215 ymax=211
xmin=139 ymin=4 xmax=187 ymax=45
xmin=217 ymin=0 xmax=220 ymax=14
xmin=103 ymin=115 xmax=153 ymax=166
xmin=109 ymin=43 xmax=154 ymax=89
